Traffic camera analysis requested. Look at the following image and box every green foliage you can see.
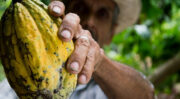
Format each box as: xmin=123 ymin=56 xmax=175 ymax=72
xmin=0 ymin=65 xmax=5 ymax=82
xmin=41 ymin=0 xmax=50 ymax=5
xmin=105 ymin=0 xmax=180 ymax=95
xmin=0 ymin=0 xmax=12 ymax=19
xmin=0 ymin=60 xmax=5 ymax=82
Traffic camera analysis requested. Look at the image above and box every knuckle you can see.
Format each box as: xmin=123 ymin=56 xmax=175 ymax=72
xmin=83 ymin=30 xmax=92 ymax=37
xmin=70 ymin=51 xmax=85 ymax=66
xmin=65 ymin=13 xmax=80 ymax=25
xmin=61 ymin=14 xmax=81 ymax=34
xmin=81 ymin=70 xmax=88 ymax=75
xmin=71 ymin=51 xmax=81 ymax=60
xmin=59 ymin=24 xmax=72 ymax=34
xmin=77 ymin=36 xmax=90 ymax=47
xmin=95 ymin=41 xmax=99 ymax=45
xmin=95 ymin=43 xmax=100 ymax=49
xmin=87 ymin=55 xmax=94 ymax=62
xmin=68 ymin=13 xmax=80 ymax=20
xmin=100 ymin=48 xmax=104 ymax=55
xmin=87 ymin=52 xmax=95 ymax=61
xmin=92 ymin=41 xmax=99 ymax=50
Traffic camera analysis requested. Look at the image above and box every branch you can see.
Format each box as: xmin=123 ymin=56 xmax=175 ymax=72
xmin=148 ymin=52 xmax=180 ymax=86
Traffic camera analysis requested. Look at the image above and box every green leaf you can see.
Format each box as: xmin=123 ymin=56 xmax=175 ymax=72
xmin=0 ymin=0 xmax=12 ymax=20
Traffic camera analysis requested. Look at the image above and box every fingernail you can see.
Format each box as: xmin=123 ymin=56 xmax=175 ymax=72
xmin=70 ymin=62 xmax=79 ymax=71
xmin=79 ymin=75 xmax=86 ymax=83
xmin=61 ymin=30 xmax=71 ymax=39
xmin=53 ymin=6 xmax=61 ymax=14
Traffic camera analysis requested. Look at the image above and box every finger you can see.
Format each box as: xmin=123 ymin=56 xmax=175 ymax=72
xmin=74 ymin=29 xmax=92 ymax=40
xmin=58 ymin=13 xmax=81 ymax=42
xmin=67 ymin=31 xmax=90 ymax=74
xmin=78 ymin=47 xmax=96 ymax=84
xmin=48 ymin=1 xmax=65 ymax=17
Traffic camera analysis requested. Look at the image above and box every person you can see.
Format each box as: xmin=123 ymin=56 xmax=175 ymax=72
xmin=0 ymin=0 xmax=155 ymax=99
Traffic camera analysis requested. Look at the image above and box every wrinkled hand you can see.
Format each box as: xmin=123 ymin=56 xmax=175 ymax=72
xmin=48 ymin=1 xmax=104 ymax=84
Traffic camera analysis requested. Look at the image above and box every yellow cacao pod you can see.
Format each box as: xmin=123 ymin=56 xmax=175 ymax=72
xmin=0 ymin=0 xmax=77 ymax=98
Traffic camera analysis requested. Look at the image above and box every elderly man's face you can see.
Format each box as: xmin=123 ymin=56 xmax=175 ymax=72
xmin=67 ymin=0 xmax=116 ymax=47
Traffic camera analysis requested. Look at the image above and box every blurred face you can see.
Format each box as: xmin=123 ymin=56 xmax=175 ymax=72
xmin=67 ymin=0 xmax=116 ymax=47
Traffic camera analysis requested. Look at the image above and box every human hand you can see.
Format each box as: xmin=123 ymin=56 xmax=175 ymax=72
xmin=48 ymin=1 xmax=104 ymax=84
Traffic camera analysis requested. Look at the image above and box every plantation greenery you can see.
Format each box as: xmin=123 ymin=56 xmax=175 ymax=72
xmin=0 ymin=0 xmax=180 ymax=97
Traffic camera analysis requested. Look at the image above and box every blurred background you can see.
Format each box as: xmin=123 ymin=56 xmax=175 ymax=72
xmin=1 ymin=0 xmax=180 ymax=98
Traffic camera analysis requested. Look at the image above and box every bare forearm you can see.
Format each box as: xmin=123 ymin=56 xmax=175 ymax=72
xmin=93 ymin=55 xmax=155 ymax=99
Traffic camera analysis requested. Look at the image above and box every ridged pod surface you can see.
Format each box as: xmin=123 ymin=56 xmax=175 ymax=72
xmin=0 ymin=0 xmax=77 ymax=98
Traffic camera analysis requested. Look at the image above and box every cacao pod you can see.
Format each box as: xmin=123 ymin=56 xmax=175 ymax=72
xmin=0 ymin=0 xmax=77 ymax=98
